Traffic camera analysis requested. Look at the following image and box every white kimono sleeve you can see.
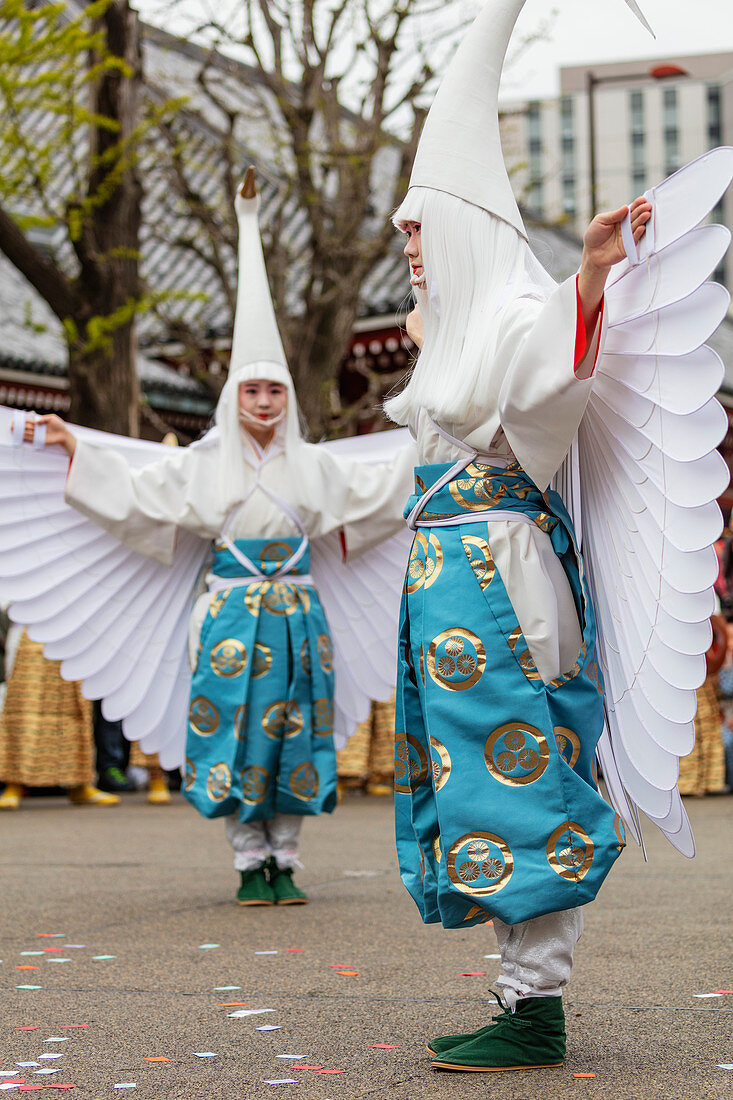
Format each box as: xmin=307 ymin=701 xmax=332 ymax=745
xmin=64 ymin=439 xmax=216 ymax=566
xmin=498 ymin=275 xmax=604 ymax=492
xmin=298 ymin=440 xmax=417 ymax=559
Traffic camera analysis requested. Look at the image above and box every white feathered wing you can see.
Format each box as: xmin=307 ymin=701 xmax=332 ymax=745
xmin=0 ymin=411 xmax=411 ymax=765
xmin=555 ymin=147 xmax=733 ymax=857
xmin=0 ymin=411 xmax=210 ymax=770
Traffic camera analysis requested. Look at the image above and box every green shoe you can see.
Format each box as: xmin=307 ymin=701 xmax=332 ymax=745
xmin=236 ymin=864 xmax=275 ymax=906
xmin=266 ymin=858 xmax=308 ymax=905
xmin=427 ymin=1023 xmax=497 ymax=1057
xmin=431 ymin=996 xmax=565 ymax=1072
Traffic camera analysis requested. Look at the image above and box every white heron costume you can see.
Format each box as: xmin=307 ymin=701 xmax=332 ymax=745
xmin=383 ymin=0 xmax=733 ymax=1065
xmin=0 ymin=171 xmax=415 ymax=882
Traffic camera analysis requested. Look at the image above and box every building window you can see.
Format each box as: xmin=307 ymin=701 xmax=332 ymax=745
xmin=707 ymin=84 xmax=722 ymax=148
xmin=526 ymin=179 xmax=543 ymax=217
xmin=662 ymin=88 xmax=679 ymax=175
xmin=526 ymin=101 xmax=543 ymax=204
xmin=663 ymin=87 xmax=678 ymax=127
xmin=628 ymin=90 xmax=646 ymax=185
xmin=664 ymin=127 xmax=680 ymax=175
xmin=562 ymin=174 xmax=576 ymax=216
xmin=561 ymin=133 xmax=575 ymax=175
xmin=527 ymin=101 xmax=542 ymax=141
xmin=560 ymin=95 xmax=574 ymax=139
xmin=630 ymin=130 xmax=645 ymax=171
xmin=629 ymin=89 xmax=644 ymax=134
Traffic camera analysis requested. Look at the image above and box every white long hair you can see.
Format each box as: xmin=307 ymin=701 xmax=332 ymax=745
xmin=385 ymin=187 xmax=556 ymax=429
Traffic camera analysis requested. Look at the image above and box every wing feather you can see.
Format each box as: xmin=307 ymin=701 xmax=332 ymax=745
xmin=575 ymin=151 xmax=732 ymax=852
xmin=0 ymin=406 xmax=207 ymax=769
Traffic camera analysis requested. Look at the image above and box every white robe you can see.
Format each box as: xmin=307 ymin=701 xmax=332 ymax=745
xmin=65 ymin=428 xmax=417 ymax=656
xmin=411 ymin=276 xmax=604 ymax=684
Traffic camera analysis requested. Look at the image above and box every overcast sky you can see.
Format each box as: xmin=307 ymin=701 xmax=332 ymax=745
xmin=135 ymin=0 xmax=733 ymax=106
xmin=503 ymin=0 xmax=733 ymax=99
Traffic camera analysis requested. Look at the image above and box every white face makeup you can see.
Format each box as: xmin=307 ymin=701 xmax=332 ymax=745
xmin=237 ymin=379 xmax=288 ymax=446
xmin=238 ymin=380 xmax=288 ymax=422
xmin=402 ymin=222 xmax=425 ymax=288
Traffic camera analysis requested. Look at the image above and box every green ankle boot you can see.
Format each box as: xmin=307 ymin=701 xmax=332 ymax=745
xmin=431 ymin=996 xmax=566 ymax=1073
xmin=236 ymin=864 xmax=275 ymax=906
xmin=427 ymin=993 xmax=505 ymax=1055
xmin=427 ymin=1023 xmax=497 ymax=1057
xmin=266 ymin=858 xmax=308 ymax=905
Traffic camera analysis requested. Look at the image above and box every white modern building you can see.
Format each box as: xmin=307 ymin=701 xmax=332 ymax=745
xmin=500 ymin=51 xmax=733 ymax=296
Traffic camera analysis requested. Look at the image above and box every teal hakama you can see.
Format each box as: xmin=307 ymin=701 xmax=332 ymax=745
xmin=183 ymin=537 xmax=336 ymax=823
xmin=394 ymin=459 xmax=624 ymax=929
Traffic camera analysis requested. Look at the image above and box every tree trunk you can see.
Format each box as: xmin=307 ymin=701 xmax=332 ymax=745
xmin=287 ymin=286 xmax=362 ymax=439
xmin=67 ymin=316 xmax=139 ymax=434
xmin=68 ymin=0 xmax=142 ymax=435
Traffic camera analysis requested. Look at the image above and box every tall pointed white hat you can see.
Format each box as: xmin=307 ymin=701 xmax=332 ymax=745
xmin=396 ymin=0 xmax=653 ymax=239
xmin=213 ymin=167 xmax=302 ymax=449
xmin=397 ymin=0 xmax=528 ymax=238
xmin=230 ymin=166 xmax=288 ymax=373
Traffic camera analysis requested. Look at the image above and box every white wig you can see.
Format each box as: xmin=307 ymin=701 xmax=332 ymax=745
xmin=193 ymin=359 xmax=306 ymax=508
xmin=385 ymin=187 xmax=556 ymax=429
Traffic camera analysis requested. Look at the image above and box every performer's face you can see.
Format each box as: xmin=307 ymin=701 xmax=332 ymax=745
xmin=238 ymin=379 xmax=288 ymax=445
xmin=402 ymin=222 xmax=425 ymax=288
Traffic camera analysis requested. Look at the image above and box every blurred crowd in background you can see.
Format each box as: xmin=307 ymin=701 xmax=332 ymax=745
xmin=0 ymin=611 xmax=396 ymax=812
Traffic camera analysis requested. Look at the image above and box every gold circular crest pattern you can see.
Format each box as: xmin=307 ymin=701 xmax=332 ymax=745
xmin=394 ymin=734 xmax=429 ymax=794
xmin=446 ymin=831 xmax=514 ymax=896
xmin=586 ymin=656 xmax=603 ymax=695
xmin=244 ymin=584 xmax=263 ymax=616
xmin=297 ymin=586 xmax=311 ymax=613
xmin=313 ymin=697 xmax=334 ymax=736
xmin=208 ymin=589 xmax=230 ymax=619
xmin=554 ymin=726 xmax=581 ymax=770
xmin=206 ymin=762 xmax=231 ymax=802
xmin=546 ymin=821 xmax=594 ymax=880
xmin=210 ymin=639 xmax=248 ymax=678
xmin=241 ymin=764 xmax=268 ymax=805
xmin=233 ymin=704 xmax=248 ymax=741
xmin=252 ymin=643 xmax=273 ymax=679
xmin=507 ymin=627 xmax=541 ymax=682
xmin=406 ymin=531 xmax=443 ymax=594
xmin=290 ymin=762 xmax=319 ymax=801
xmin=427 ymin=628 xmax=486 ymax=692
xmin=262 ymin=581 xmax=299 ymax=616
xmin=432 ymin=834 xmax=442 ymax=864
xmin=449 ymin=471 xmax=507 ymax=511
xmin=317 ymin=634 xmax=334 ymax=674
xmin=461 ymin=535 xmax=495 ymax=591
xmin=262 ymin=700 xmax=305 ymax=740
xmin=485 ymin=722 xmax=550 ymax=786
xmin=428 ymin=734 xmax=452 ymax=792
xmin=183 ymin=757 xmax=195 ymax=792
xmin=259 ymin=541 xmax=294 ymax=568
xmin=189 ymin=696 xmax=220 ymax=736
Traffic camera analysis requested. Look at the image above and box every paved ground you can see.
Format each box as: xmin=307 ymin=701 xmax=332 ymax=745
xmin=1 ymin=789 xmax=731 ymax=1099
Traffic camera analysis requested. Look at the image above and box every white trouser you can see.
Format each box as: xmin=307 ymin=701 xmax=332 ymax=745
xmin=492 ymin=907 xmax=583 ymax=1010
xmin=225 ymin=814 xmax=303 ymax=871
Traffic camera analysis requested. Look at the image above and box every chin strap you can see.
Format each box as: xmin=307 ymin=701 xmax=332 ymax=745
xmin=238 ymin=406 xmax=286 ymax=432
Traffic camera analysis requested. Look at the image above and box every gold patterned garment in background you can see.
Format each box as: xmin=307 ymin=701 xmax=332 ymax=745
xmin=129 ymin=742 xmax=162 ymax=769
xmin=678 ymin=676 xmax=726 ymax=796
xmin=337 ymin=693 xmax=396 ymax=791
xmin=0 ymin=629 xmax=93 ymax=787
